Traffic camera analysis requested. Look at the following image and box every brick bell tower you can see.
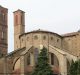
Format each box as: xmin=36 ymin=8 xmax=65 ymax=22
xmin=14 ymin=9 xmax=25 ymax=50
xmin=0 ymin=6 xmax=8 ymax=56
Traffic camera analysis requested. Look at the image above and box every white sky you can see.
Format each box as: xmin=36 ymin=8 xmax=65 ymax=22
xmin=0 ymin=0 xmax=80 ymax=52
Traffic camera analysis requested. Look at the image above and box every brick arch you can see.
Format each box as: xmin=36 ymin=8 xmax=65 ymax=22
xmin=49 ymin=45 xmax=67 ymax=75
xmin=12 ymin=57 xmax=21 ymax=75
xmin=49 ymin=52 xmax=59 ymax=74
xmin=49 ymin=52 xmax=59 ymax=66
xmin=65 ymin=53 xmax=77 ymax=63
xmin=49 ymin=47 xmax=60 ymax=62
xmin=49 ymin=45 xmax=64 ymax=63
xmin=13 ymin=57 xmax=20 ymax=70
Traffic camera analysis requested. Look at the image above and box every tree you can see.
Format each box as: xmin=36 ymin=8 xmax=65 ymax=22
xmin=31 ymin=47 xmax=53 ymax=75
xmin=69 ymin=59 xmax=80 ymax=75
xmin=77 ymin=59 xmax=80 ymax=75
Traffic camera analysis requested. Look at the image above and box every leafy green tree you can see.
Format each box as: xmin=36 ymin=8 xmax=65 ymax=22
xmin=31 ymin=47 xmax=53 ymax=75
xmin=77 ymin=59 xmax=80 ymax=75
xmin=69 ymin=59 xmax=80 ymax=75
xmin=69 ymin=60 xmax=75 ymax=75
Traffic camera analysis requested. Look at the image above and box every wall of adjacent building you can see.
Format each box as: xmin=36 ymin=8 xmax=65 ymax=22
xmin=62 ymin=32 xmax=80 ymax=56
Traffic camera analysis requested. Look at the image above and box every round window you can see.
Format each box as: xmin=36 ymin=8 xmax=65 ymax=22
xmin=34 ymin=35 xmax=38 ymax=40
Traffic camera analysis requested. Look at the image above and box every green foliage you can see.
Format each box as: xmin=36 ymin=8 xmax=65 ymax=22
xmin=77 ymin=59 xmax=80 ymax=75
xmin=31 ymin=47 xmax=53 ymax=75
xmin=69 ymin=59 xmax=80 ymax=75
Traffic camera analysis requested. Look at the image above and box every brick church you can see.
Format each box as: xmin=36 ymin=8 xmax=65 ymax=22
xmin=0 ymin=5 xmax=80 ymax=75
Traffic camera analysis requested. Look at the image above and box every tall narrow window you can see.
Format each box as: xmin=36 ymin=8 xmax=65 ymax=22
xmin=0 ymin=15 xmax=1 ymax=21
xmin=51 ymin=53 xmax=54 ymax=65
xmin=21 ymin=15 xmax=23 ymax=24
xmin=0 ymin=14 xmax=3 ymax=21
xmin=15 ymin=15 xmax=18 ymax=25
xmin=2 ymin=14 xmax=5 ymax=22
xmin=2 ymin=32 xmax=4 ymax=39
xmin=51 ymin=37 xmax=53 ymax=40
xmin=27 ymin=54 xmax=30 ymax=65
xmin=34 ymin=48 xmax=39 ymax=63
xmin=57 ymin=39 xmax=59 ymax=42
xmin=0 ymin=11 xmax=1 ymax=14
xmin=0 ymin=12 xmax=2 ymax=21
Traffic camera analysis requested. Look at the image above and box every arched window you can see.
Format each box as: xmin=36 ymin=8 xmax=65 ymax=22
xmin=34 ymin=48 xmax=39 ymax=63
xmin=50 ymin=53 xmax=59 ymax=67
xmin=57 ymin=39 xmax=59 ymax=42
xmin=51 ymin=37 xmax=53 ymax=40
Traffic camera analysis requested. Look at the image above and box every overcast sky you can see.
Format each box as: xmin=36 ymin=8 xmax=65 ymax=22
xmin=0 ymin=0 xmax=80 ymax=52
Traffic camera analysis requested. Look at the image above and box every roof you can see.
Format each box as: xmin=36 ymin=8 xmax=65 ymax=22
xmin=0 ymin=5 xmax=8 ymax=9
xmin=19 ymin=29 xmax=80 ymax=38
xmin=13 ymin=9 xmax=25 ymax=13
xmin=62 ymin=32 xmax=79 ymax=37
xmin=78 ymin=29 xmax=80 ymax=32
xmin=6 ymin=47 xmax=26 ymax=57
xmin=19 ymin=29 xmax=62 ymax=38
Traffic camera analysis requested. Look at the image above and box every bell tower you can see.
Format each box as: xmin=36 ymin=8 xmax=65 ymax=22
xmin=14 ymin=9 xmax=25 ymax=50
xmin=0 ymin=6 xmax=8 ymax=56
